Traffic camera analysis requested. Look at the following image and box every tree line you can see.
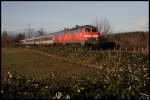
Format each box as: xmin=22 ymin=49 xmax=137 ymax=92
xmin=1 ymin=27 xmax=46 ymax=48
xmin=1 ymin=31 xmax=25 ymax=48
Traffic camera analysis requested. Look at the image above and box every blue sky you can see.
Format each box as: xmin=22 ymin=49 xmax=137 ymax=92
xmin=1 ymin=1 xmax=149 ymax=33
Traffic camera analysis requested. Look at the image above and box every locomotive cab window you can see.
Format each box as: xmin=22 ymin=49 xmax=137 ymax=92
xmin=85 ymin=28 xmax=91 ymax=32
xmin=92 ymin=28 xmax=97 ymax=32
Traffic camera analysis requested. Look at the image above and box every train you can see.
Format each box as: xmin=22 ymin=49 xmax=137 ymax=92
xmin=20 ymin=25 xmax=100 ymax=47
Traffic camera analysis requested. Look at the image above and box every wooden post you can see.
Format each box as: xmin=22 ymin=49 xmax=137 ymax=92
xmin=139 ymin=48 xmax=141 ymax=53
xmin=142 ymin=48 xmax=144 ymax=54
xmin=113 ymin=47 xmax=115 ymax=53
xmin=144 ymin=48 xmax=147 ymax=54
xmin=126 ymin=48 xmax=127 ymax=52
xmin=134 ymin=48 xmax=136 ymax=53
xmin=119 ymin=56 xmax=121 ymax=62
xmin=119 ymin=47 xmax=121 ymax=56
xmin=147 ymin=46 xmax=149 ymax=54
xmin=120 ymin=47 xmax=121 ymax=51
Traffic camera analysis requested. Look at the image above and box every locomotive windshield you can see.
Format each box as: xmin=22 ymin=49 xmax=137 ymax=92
xmin=85 ymin=28 xmax=91 ymax=32
xmin=92 ymin=28 xmax=97 ymax=32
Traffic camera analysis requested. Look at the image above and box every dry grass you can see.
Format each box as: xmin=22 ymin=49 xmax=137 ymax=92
xmin=1 ymin=47 xmax=149 ymax=99
xmin=1 ymin=48 xmax=103 ymax=81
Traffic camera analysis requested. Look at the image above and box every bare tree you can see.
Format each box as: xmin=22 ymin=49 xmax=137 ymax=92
xmin=1 ymin=31 xmax=14 ymax=47
xmin=14 ymin=33 xmax=25 ymax=43
xmin=93 ymin=18 xmax=111 ymax=35
xmin=38 ymin=28 xmax=45 ymax=35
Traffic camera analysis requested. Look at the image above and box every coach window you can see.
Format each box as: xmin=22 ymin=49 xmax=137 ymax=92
xmin=45 ymin=38 xmax=48 ymax=40
xmin=78 ymin=29 xmax=80 ymax=32
xmin=47 ymin=37 xmax=50 ymax=40
xmin=49 ymin=37 xmax=52 ymax=40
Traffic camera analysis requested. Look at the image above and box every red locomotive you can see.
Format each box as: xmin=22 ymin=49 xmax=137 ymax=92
xmin=53 ymin=25 xmax=99 ymax=45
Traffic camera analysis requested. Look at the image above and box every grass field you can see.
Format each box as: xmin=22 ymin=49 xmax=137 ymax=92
xmin=1 ymin=47 xmax=149 ymax=99
xmin=1 ymin=48 xmax=102 ymax=80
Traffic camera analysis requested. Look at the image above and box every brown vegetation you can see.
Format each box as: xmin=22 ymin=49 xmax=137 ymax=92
xmin=1 ymin=31 xmax=25 ymax=48
xmin=1 ymin=47 xmax=149 ymax=99
xmin=106 ymin=31 xmax=149 ymax=50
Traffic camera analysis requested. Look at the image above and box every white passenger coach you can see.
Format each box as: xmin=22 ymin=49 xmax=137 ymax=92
xmin=20 ymin=34 xmax=53 ymax=46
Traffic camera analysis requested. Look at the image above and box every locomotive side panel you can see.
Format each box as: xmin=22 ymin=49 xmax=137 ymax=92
xmin=53 ymin=27 xmax=86 ymax=44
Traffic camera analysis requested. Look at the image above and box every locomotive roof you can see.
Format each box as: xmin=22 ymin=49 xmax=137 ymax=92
xmin=80 ymin=25 xmax=96 ymax=28
xmin=51 ymin=25 xmax=96 ymax=35
xmin=70 ymin=25 xmax=96 ymax=30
